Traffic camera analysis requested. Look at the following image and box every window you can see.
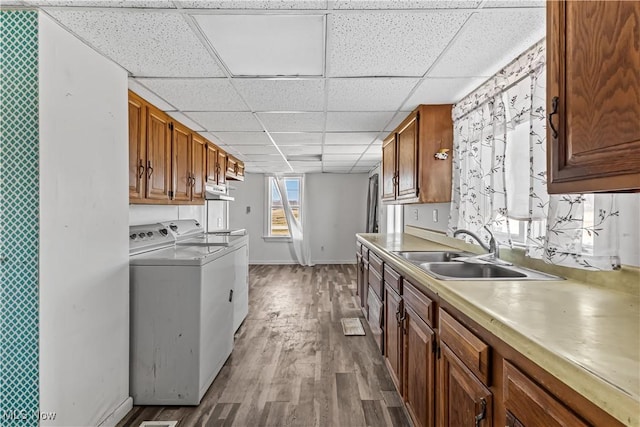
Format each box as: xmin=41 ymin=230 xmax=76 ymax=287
xmin=265 ymin=176 xmax=302 ymax=238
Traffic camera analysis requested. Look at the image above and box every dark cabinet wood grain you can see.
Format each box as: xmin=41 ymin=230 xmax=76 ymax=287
xmin=547 ymin=1 xmax=640 ymax=192
xmin=397 ymin=112 xmax=419 ymax=200
xmin=382 ymin=133 xmax=397 ymax=201
xmin=438 ymin=343 xmax=493 ymax=427
xmin=172 ymin=122 xmax=192 ymax=203
xmin=191 ymin=133 xmax=206 ymax=201
xmin=403 ymin=305 xmax=436 ymax=427
xmin=145 ymin=104 xmax=172 ymax=201
xmin=128 ymin=91 xmax=146 ymax=201
xmin=384 ymin=284 xmax=403 ymax=392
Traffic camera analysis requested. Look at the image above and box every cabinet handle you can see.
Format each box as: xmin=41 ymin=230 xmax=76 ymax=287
xmin=229 ymin=289 xmax=233 ymax=302
xmin=474 ymin=398 xmax=487 ymax=427
xmin=147 ymin=161 xmax=154 ymax=178
xmin=138 ymin=159 xmax=145 ymax=179
xmin=548 ymin=96 xmax=559 ymax=139
xmin=191 ymin=175 xmax=196 ymax=187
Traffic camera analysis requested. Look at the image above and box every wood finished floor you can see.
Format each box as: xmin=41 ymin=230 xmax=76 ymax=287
xmin=117 ymin=264 xmax=411 ymax=427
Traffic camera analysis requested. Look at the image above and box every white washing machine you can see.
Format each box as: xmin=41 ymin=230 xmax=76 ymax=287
xmin=129 ymin=220 xmax=248 ymax=405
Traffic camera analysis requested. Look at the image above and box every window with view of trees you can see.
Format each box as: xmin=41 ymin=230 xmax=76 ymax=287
xmin=266 ymin=176 xmax=301 ymax=238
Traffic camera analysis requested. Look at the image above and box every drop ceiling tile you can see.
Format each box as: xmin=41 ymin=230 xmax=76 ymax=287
xmin=208 ymin=131 xmax=271 ymax=145
xmin=186 ymin=112 xmax=263 ymax=131
xmin=428 ymin=8 xmax=545 ymax=78
xmin=234 ymin=79 xmax=325 ymax=112
xmin=403 ymin=77 xmax=486 ymax=107
xmin=327 ymin=78 xmax=419 ymax=111
xmin=129 ymin=79 xmax=176 ymax=111
xmin=326 ymin=112 xmax=395 ymax=132
xmin=327 ymin=11 xmax=471 ymax=77
xmin=324 ymin=132 xmax=381 ymax=145
xmin=178 ymin=0 xmax=327 ymax=9
xmin=45 ymin=10 xmax=224 ymax=77
xmin=136 ymin=78 xmax=247 ymax=111
xmin=324 ymin=153 xmax=364 ymax=162
xmin=195 ymin=14 xmax=324 ymax=76
xmin=291 ymin=165 xmax=323 ymax=173
xmin=166 ymin=111 xmax=206 ymax=131
xmin=323 ymin=145 xmax=368 ymax=155
xmin=270 ymin=132 xmax=323 ymax=145
xmin=257 ymin=112 xmax=325 ymax=132
xmin=28 ymin=0 xmax=174 ymax=6
xmin=330 ymin=1 xmax=481 ymax=9
xmin=233 ymin=145 xmax=280 ymax=155
xmin=280 ymin=145 xmax=323 ymax=156
xmin=323 ymin=166 xmax=355 ymax=173
xmin=241 ymin=154 xmax=283 ymax=161
xmin=384 ymin=113 xmax=406 ymax=131
xmin=484 ymin=0 xmax=545 ymax=7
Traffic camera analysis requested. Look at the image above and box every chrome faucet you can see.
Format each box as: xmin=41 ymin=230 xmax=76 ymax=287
xmin=453 ymin=226 xmax=500 ymax=259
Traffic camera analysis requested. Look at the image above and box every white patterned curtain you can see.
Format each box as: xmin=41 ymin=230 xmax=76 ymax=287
xmin=448 ymin=40 xmax=620 ymax=270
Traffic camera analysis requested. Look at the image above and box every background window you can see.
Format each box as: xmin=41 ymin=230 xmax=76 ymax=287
xmin=266 ymin=176 xmax=301 ymax=237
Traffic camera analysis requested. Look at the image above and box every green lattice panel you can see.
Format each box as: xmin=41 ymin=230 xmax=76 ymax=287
xmin=1 ymin=9 xmax=40 ymax=427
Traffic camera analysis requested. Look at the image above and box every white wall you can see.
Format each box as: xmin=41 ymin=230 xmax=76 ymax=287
xmin=403 ymin=202 xmax=451 ymax=233
xmin=617 ymin=194 xmax=640 ymax=267
xmin=229 ymin=173 xmax=368 ymax=264
xmin=128 ymin=204 xmax=207 ymax=227
xmin=39 ymin=13 xmax=131 ymax=426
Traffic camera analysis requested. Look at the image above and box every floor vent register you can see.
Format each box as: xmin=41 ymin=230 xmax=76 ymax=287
xmin=341 ymin=318 xmax=366 ymax=336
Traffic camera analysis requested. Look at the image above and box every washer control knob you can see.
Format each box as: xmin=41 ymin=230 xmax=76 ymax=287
xmin=147 ymin=232 xmax=153 ymax=237
xmin=130 ymin=234 xmax=137 ymax=240
xmin=170 ymin=224 xmax=178 ymax=232
xmin=159 ymin=229 xmax=168 ymax=236
xmin=138 ymin=233 xmax=145 ymax=239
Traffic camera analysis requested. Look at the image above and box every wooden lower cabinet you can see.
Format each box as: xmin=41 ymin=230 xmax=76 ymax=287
xmin=384 ymin=284 xmax=403 ymax=391
xmin=503 ymin=360 xmax=588 ymax=427
xmin=438 ymin=343 xmax=493 ymax=427
xmin=403 ymin=305 xmax=436 ymax=427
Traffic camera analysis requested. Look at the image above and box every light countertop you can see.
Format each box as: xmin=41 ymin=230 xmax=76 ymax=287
xmin=357 ymin=232 xmax=640 ymax=427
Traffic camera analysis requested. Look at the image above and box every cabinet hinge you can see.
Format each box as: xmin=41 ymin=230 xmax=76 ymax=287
xmin=432 ymin=340 xmax=437 ymax=354
xmin=168 ymin=190 xmax=174 ymax=199
xmin=169 ymin=122 xmax=174 ymax=130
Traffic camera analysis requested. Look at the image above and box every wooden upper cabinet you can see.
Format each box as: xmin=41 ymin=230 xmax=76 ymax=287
xmin=172 ymin=122 xmax=192 ymax=203
xmin=191 ymin=133 xmax=206 ymax=201
xmin=397 ymin=112 xmax=419 ymax=200
xmin=503 ymin=361 xmax=589 ymax=427
xmin=226 ymin=155 xmax=245 ymax=181
xmin=206 ymin=143 xmax=219 ymax=185
xmin=382 ymin=133 xmax=397 ymax=201
xmin=217 ymin=150 xmax=227 ymax=185
xmin=381 ymin=105 xmax=453 ymax=204
xmin=438 ymin=344 xmax=493 ymax=427
xmin=128 ymin=91 xmax=146 ymax=200
xmin=547 ymin=1 xmax=640 ymax=192
xmin=145 ymin=104 xmax=172 ymax=201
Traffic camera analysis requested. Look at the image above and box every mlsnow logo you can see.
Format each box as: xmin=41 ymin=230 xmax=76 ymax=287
xmin=1 ymin=410 xmax=57 ymax=421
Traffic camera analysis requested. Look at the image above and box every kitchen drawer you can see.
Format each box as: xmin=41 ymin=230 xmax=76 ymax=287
xmin=403 ymin=280 xmax=434 ymax=327
xmin=384 ymin=264 xmax=402 ymax=295
xmin=369 ymin=251 xmax=383 ymax=275
xmin=439 ymin=308 xmax=491 ymax=385
xmin=368 ymin=267 xmax=383 ymax=301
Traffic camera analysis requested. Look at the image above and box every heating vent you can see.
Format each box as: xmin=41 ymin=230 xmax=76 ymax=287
xmin=286 ymin=154 xmax=322 ymax=162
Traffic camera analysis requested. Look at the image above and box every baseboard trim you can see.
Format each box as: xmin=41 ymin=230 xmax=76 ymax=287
xmin=98 ymin=396 xmax=133 ymax=427
xmin=249 ymin=261 xmax=357 ymax=265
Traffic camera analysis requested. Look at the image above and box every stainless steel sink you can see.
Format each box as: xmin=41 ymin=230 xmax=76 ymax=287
xmin=394 ymin=251 xmax=474 ymax=263
xmin=420 ymin=261 xmax=563 ymax=281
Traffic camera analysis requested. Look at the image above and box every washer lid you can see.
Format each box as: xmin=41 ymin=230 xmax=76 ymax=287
xmin=160 ymin=219 xmax=204 ymax=242
xmin=129 ymin=245 xmax=225 ymax=266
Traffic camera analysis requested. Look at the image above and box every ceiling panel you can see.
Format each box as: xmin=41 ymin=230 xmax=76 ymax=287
xmin=241 ymin=153 xmax=283 ymax=161
xmin=330 ymin=1 xmax=482 ymax=9
xmin=233 ymin=144 xmax=280 ymax=155
xmin=327 ymin=11 xmax=471 ymax=77
xmin=384 ymin=113 xmax=406 ymax=132
xmin=324 ymin=132 xmax=381 ymax=145
xmin=257 ymin=112 xmax=325 ymax=132
xmin=484 ymin=0 xmax=545 ymax=7
xmin=29 ymin=0 xmax=174 ymax=6
xmin=326 ymin=112 xmax=395 ymax=132
xmin=207 ymin=131 xmax=271 ymax=145
xmin=128 ymin=78 xmax=176 ymax=111
xmin=136 ymin=78 xmax=247 ymax=111
xmin=234 ymin=79 xmax=325 ymax=111
xmin=178 ymin=0 xmax=327 ymax=9
xmin=280 ymin=145 xmax=323 ymax=155
xmin=194 ymin=14 xmax=324 ymax=76
xmin=327 ymin=78 xmax=419 ymax=111
xmin=324 ymin=153 xmax=364 ymax=162
xmin=186 ymin=112 xmax=263 ymax=131
xmin=428 ymin=8 xmax=545 ymax=78
xmin=323 ymin=145 xmax=368 ymax=154
xmin=404 ymin=77 xmax=486 ymax=107
xmin=270 ymin=132 xmax=323 ymax=145
xmin=166 ymin=112 xmax=206 ymax=131
xmin=45 ymin=9 xmax=225 ymax=77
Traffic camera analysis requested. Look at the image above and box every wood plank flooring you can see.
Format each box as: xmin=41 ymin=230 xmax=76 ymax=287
xmin=117 ymin=264 xmax=411 ymax=427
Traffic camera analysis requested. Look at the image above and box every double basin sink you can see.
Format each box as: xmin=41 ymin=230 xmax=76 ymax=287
xmin=394 ymin=251 xmax=562 ymax=281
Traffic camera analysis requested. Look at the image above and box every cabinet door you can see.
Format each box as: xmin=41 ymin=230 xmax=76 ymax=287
xmin=191 ymin=133 xmax=206 ymax=201
xmin=438 ymin=343 xmax=492 ymax=427
xmin=384 ymin=286 xmax=402 ymax=392
xmin=382 ymin=133 xmax=397 ymax=201
xmin=146 ymin=106 xmax=172 ymax=201
xmin=226 ymin=156 xmax=237 ymax=178
xmin=404 ymin=306 xmax=436 ymax=427
xmin=206 ymin=143 xmax=218 ymax=185
xmin=547 ymin=1 xmax=640 ymax=192
xmin=397 ymin=112 xmax=419 ymax=200
xmin=217 ymin=151 xmax=227 ymax=185
xmin=236 ymin=162 xmax=245 ymax=181
xmin=361 ymin=259 xmax=369 ymax=314
xmin=128 ymin=92 xmax=146 ymax=200
xmin=172 ymin=122 xmax=192 ymax=203
xmin=503 ymin=361 xmax=589 ymax=427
